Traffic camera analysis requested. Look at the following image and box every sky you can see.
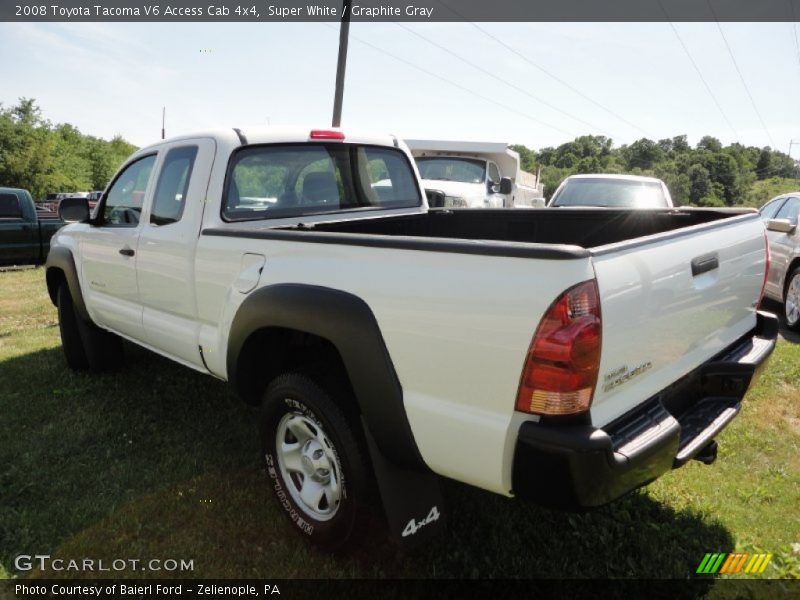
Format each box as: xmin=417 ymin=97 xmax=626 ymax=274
xmin=1 ymin=21 xmax=799 ymax=155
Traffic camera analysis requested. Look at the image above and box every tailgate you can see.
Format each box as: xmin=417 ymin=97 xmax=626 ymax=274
xmin=589 ymin=214 xmax=766 ymax=426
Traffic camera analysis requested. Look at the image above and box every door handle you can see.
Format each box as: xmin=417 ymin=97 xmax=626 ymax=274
xmin=691 ymin=253 xmax=719 ymax=276
xmin=119 ymin=247 xmax=135 ymax=257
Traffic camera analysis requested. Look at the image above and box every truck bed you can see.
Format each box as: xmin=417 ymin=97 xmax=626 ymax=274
xmin=303 ymin=207 xmax=749 ymax=251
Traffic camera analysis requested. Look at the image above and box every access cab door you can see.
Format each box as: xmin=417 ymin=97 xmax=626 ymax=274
xmin=80 ymin=154 xmax=157 ymax=339
xmin=136 ymin=138 xmax=215 ymax=367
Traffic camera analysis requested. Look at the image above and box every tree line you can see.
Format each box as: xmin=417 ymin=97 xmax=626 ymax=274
xmin=512 ymin=135 xmax=800 ymax=206
xmin=1 ymin=98 xmax=797 ymax=207
xmin=0 ymin=98 xmax=137 ymax=200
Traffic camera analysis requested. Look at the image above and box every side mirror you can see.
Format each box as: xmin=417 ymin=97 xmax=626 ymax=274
xmin=58 ymin=197 xmax=90 ymax=223
xmin=498 ymin=177 xmax=513 ymax=195
xmin=767 ymin=218 xmax=796 ymax=234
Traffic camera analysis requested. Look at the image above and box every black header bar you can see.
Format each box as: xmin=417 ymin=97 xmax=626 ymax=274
xmin=3 ymin=0 xmax=800 ymax=23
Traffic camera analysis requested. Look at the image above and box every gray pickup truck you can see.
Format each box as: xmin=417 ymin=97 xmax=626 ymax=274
xmin=0 ymin=187 xmax=63 ymax=266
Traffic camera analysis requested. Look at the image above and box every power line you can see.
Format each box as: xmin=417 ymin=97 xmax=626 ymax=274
xmin=435 ymin=1 xmax=651 ymax=138
xmin=794 ymin=23 xmax=800 ymax=70
xmin=322 ymin=24 xmax=576 ymax=137
xmin=790 ymin=1 xmax=800 ymax=71
xmin=393 ymin=22 xmax=620 ymax=139
xmin=657 ymin=0 xmax=740 ymax=142
xmin=790 ymin=139 xmax=800 ymax=160
xmin=706 ymin=0 xmax=777 ymax=148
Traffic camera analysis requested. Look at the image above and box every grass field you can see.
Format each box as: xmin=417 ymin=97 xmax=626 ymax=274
xmin=0 ymin=268 xmax=798 ymax=585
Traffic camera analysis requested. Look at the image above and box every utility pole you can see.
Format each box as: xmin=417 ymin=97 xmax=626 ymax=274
xmin=161 ymin=107 xmax=166 ymax=140
xmin=331 ymin=1 xmax=351 ymax=127
xmin=789 ymin=139 xmax=800 ymax=160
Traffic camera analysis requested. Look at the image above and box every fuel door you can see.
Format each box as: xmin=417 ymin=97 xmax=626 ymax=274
xmin=234 ymin=253 xmax=266 ymax=294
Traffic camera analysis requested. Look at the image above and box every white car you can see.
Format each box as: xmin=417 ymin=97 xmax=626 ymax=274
xmin=48 ymin=127 xmax=774 ymax=550
xmin=759 ymin=193 xmax=800 ymax=330
xmin=549 ymin=174 xmax=674 ymax=208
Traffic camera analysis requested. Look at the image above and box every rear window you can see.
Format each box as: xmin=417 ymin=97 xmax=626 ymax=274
xmin=0 ymin=193 xmax=22 ymax=218
xmin=223 ymin=143 xmax=421 ymax=222
xmin=416 ymin=157 xmax=486 ymax=184
xmin=551 ymin=178 xmax=668 ymax=208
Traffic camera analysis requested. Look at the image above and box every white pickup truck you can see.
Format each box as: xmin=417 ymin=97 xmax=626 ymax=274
xmin=47 ymin=127 xmax=776 ymax=550
xmin=406 ymin=139 xmax=545 ymax=209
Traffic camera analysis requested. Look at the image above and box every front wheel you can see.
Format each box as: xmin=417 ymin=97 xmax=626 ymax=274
xmin=57 ymin=284 xmax=89 ymax=370
xmin=784 ymin=267 xmax=800 ymax=331
xmin=56 ymin=282 xmax=123 ymax=371
xmin=259 ymin=372 xmax=375 ymax=550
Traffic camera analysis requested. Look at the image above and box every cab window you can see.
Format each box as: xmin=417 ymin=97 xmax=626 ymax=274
xmin=103 ymin=155 xmax=157 ymax=227
xmin=488 ymin=162 xmax=501 ymax=184
xmin=0 ymin=193 xmax=22 ymax=219
xmin=151 ymin=146 xmax=198 ymax=226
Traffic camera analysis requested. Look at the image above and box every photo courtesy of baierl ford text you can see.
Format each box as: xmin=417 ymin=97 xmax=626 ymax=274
xmin=0 ymin=0 xmax=799 ymax=597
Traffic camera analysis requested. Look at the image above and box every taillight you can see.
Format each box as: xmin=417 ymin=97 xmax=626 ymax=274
xmin=310 ymin=129 xmax=345 ymax=140
xmin=516 ymin=280 xmax=602 ymax=416
xmin=758 ymin=230 xmax=770 ymax=308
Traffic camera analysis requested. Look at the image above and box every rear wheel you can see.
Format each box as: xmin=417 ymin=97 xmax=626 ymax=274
xmin=784 ymin=267 xmax=800 ymax=331
xmin=259 ymin=372 xmax=375 ymax=550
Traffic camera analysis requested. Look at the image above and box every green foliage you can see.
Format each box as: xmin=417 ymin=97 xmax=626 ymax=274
xmin=696 ymin=195 xmax=725 ymax=207
xmin=521 ymin=133 xmax=799 ymax=205
xmin=746 ymin=177 xmax=800 ymax=208
xmin=0 ymin=98 xmax=137 ymax=200
xmin=688 ymin=163 xmax=712 ymax=204
xmin=624 ymin=138 xmax=665 ymax=170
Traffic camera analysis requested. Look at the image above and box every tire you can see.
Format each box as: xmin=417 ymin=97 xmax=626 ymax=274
xmin=56 ymin=282 xmax=123 ymax=371
xmin=57 ymin=283 xmax=89 ymax=371
xmin=259 ymin=372 xmax=375 ymax=550
xmin=784 ymin=267 xmax=800 ymax=332
xmin=77 ymin=315 xmax=124 ymax=371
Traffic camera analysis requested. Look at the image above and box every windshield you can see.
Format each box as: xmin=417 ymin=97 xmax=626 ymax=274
xmin=415 ymin=157 xmax=486 ymax=184
xmin=223 ymin=143 xmax=421 ymax=222
xmin=551 ymin=178 xmax=668 ymax=208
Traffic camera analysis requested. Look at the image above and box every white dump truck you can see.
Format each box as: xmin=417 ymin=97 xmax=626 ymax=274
xmin=405 ymin=139 xmax=545 ymax=209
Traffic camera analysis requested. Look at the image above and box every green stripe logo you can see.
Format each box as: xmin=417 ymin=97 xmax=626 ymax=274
xmin=696 ymin=552 xmax=773 ymax=575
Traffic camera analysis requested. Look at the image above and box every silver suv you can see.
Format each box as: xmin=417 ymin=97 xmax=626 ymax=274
xmin=760 ymin=193 xmax=800 ymax=331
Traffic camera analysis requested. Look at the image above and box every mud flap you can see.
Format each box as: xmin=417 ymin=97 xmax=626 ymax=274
xmin=361 ymin=418 xmax=445 ymax=549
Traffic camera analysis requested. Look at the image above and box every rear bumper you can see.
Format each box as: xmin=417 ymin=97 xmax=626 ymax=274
xmin=512 ymin=311 xmax=778 ymax=510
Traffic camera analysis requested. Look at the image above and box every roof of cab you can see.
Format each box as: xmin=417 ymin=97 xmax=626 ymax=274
xmin=138 ymin=127 xmax=401 ymax=151
xmin=565 ymin=173 xmax=664 ymax=183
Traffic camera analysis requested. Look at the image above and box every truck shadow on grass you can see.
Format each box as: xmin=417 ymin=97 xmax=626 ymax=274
xmin=1 ymin=344 xmax=732 ymax=590
xmin=760 ymin=300 xmax=800 ymax=344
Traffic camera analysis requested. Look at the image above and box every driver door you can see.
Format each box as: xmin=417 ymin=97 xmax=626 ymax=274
xmin=767 ymin=197 xmax=799 ymax=294
xmin=487 ymin=161 xmax=505 ymax=207
xmin=80 ymin=153 xmax=157 ymax=341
